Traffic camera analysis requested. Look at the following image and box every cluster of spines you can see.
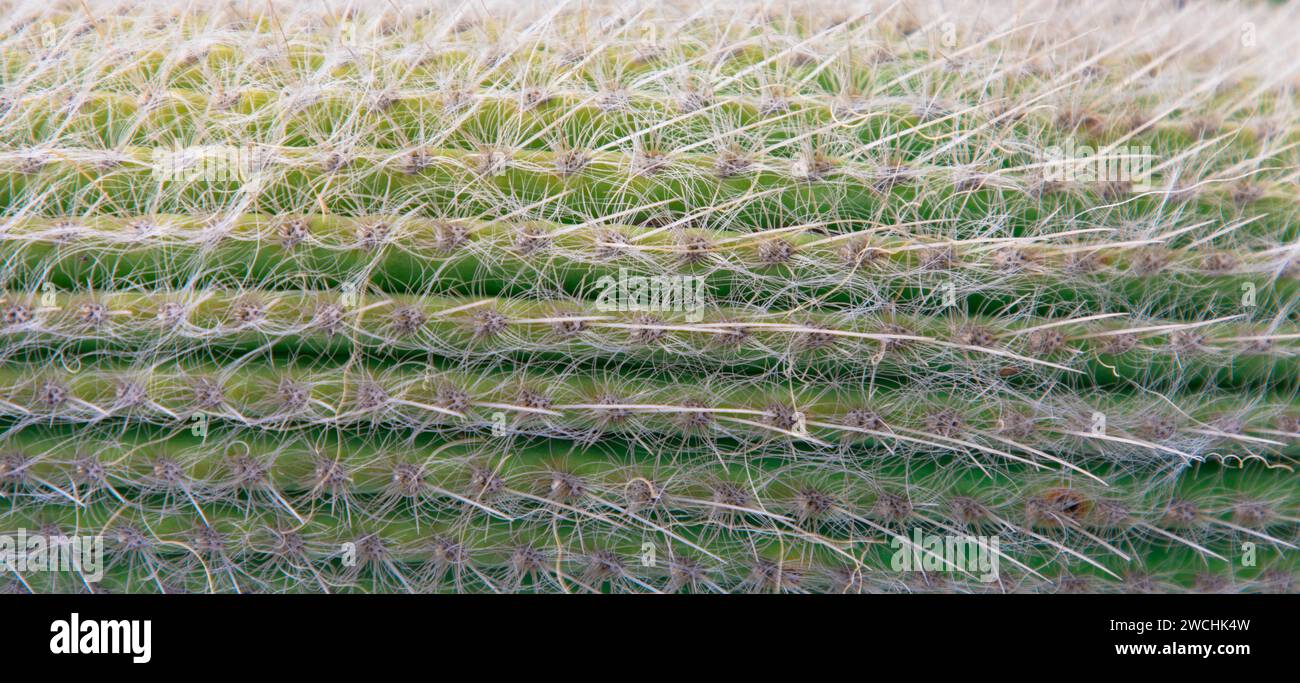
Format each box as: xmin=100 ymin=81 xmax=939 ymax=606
xmin=1 ymin=0 xmax=1298 ymax=593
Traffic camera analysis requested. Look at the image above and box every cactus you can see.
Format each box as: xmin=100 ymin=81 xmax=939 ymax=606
xmin=0 ymin=0 xmax=1297 ymax=595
